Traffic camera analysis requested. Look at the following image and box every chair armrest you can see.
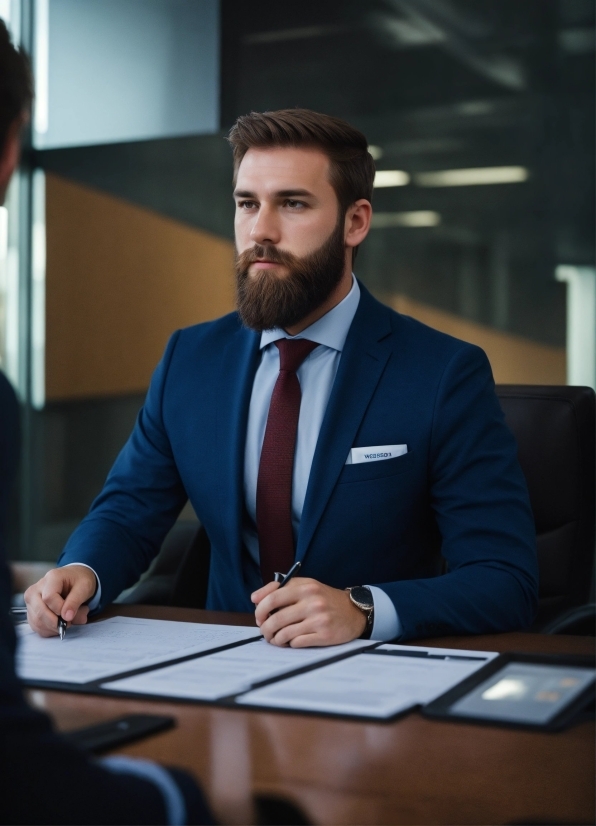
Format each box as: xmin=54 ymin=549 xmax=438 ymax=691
xmin=541 ymin=603 xmax=595 ymax=636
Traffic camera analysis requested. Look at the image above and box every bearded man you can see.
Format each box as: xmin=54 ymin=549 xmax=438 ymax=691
xmin=26 ymin=109 xmax=538 ymax=646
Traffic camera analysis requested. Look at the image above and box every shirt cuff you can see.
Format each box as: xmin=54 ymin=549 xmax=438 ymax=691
xmin=367 ymin=585 xmax=402 ymax=641
xmin=61 ymin=562 xmax=102 ymax=612
xmin=101 ymin=756 xmax=186 ymax=826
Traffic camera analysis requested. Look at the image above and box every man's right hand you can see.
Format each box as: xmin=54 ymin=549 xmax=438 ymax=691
xmin=24 ymin=565 xmax=97 ymax=637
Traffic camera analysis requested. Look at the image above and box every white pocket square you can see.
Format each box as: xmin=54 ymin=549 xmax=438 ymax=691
xmin=345 ymin=444 xmax=408 ymax=465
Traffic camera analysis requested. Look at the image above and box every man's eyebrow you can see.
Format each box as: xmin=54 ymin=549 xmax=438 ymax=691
xmin=275 ymin=189 xmax=316 ymax=198
xmin=233 ymin=188 xmax=317 ymax=199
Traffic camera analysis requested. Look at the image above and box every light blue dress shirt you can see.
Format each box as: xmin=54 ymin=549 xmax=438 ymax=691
xmin=242 ymin=275 xmax=401 ymax=642
xmin=80 ymin=276 xmax=401 ymax=641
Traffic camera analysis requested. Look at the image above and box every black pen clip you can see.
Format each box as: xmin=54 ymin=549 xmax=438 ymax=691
xmin=274 ymin=561 xmax=301 ymax=587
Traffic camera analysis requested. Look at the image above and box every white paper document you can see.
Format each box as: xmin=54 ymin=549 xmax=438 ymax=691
xmin=103 ymin=638 xmax=373 ymax=700
xmin=237 ymin=644 xmax=498 ymax=719
xmin=16 ymin=616 xmax=261 ymax=684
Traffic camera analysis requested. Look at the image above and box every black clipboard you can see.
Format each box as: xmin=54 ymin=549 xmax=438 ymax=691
xmin=422 ymin=652 xmax=595 ymax=731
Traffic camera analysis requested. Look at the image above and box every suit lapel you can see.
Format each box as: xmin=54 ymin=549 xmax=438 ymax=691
xmin=297 ymin=286 xmax=393 ymax=562
xmin=215 ymin=322 xmax=261 ymax=583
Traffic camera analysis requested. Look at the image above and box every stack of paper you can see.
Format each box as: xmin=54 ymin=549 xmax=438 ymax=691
xmin=17 ymin=617 xmax=498 ymax=722
xmin=16 ymin=616 xmax=260 ymax=684
xmin=104 ymin=638 xmax=373 ymax=700
xmin=238 ymin=645 xmax=498 ymax=718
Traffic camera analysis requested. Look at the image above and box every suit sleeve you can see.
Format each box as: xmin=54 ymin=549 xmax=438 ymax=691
xmin=376 ymin=344 xmax=539 ymax=640
xmin=0 ymin=372 xmax=19 ymax=561
xmin=57 ymin=331 xmax=188 ymax=610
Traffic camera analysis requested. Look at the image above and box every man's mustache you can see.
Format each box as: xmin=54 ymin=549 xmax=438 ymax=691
xmin=236 ymin=244 xmax=298 ymax=271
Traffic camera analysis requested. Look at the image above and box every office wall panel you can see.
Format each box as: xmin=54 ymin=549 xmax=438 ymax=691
xmin=45 ymin=173 xmax=235 ymax=401
xmin=40 ymin=134 xmax=235 ymax=243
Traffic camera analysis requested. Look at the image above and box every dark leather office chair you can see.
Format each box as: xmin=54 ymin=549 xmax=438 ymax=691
xmin=496 ymin=385 xmax=595 ymax=632
xmin=124 ymin=385 xmax=596 ymax=634
xmin=117 ymin=520 xmax=209 ymax=607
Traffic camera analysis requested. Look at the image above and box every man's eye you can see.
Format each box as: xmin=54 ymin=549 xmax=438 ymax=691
xmin=238 ymin=201 xmax=257 ymax=209
xmin=285 ymin=200 xmax=305 ymax=209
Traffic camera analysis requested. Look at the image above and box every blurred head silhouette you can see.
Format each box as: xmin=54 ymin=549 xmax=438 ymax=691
xmin=0 ymin=19 xmax=33 ymax=204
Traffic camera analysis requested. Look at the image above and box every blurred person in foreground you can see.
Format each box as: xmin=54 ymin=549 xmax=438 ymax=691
xmin=25 ymin=114 xmax=538 ymax=643
xmin=0 ymin=20 xmax=214 ymax=825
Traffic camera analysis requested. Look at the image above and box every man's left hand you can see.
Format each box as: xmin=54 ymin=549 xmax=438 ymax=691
xmin=251 ymin=577 xmax=367 ymax=647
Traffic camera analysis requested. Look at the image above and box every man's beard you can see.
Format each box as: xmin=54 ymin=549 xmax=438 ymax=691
xmin=235 ymin=217 xmax=346 ymax=332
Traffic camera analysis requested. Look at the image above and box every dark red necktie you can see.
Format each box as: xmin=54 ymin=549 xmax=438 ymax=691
xmin=256 ymin=338 xmax=319 ymax=585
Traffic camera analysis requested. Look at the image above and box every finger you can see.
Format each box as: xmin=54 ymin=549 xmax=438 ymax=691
xmin=269 ymin=619 xmax=318 ymax=647
xmin=260 ymin=579 xmax=326 ymax=622
xmin=40 ymin=578 xmax=66 ymax=618
xmin=251 ymin=581 xmax=279 ymax=605
xmin=70 ymin=605 xmax=89 ymax=626
xmin=270 ymin=604 xmax=337 ymax=647
xmin=62 ymin=575 xmax=95 ymax=621
xmin=25 ymin=588 xmax=61 ymax=637
xmin=254 ymin=584 xmax=299 ymax=625
xmin=260 ymin=602 xmax=306 ymax=641
xmin=41 ymin=587 xmax=64 ymax=617
xmin=289 ymin=633 xmax=323 ymax=648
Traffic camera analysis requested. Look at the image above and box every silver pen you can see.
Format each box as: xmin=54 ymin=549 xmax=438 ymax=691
xmin=273 ymin=560 xmax=301 ymax=587
xmin=57 ymin=616 xmax=67 ymax=641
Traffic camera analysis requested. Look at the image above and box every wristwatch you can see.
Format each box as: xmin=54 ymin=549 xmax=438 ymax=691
xmin=346 ymin=586 xmax=374 ymax=640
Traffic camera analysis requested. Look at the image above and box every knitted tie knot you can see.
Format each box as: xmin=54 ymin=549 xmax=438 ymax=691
xmin=275 ymin=338 xmax=319 ymax=373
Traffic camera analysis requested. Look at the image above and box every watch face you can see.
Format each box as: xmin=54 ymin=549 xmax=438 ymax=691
xmin=350 ymin=586 xmax=373 ymax=609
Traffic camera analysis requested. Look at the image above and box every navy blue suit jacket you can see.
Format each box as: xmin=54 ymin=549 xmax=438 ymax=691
xmin=60 ymin=283 xmax=538 ymax=639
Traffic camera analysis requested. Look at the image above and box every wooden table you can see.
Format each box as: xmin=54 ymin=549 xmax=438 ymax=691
xmin=27 ymin=605 xmax=595 ymax=825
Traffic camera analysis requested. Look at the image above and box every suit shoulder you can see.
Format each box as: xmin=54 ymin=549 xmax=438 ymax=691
xmin=0 ymin=370 xmax=17 ymax=404
xmin=0 ymin=371 xmax=18 ymax=429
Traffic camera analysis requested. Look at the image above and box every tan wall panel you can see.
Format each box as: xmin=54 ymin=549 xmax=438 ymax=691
xmin=386 ymin=293 xmax=566 ymax=385
xmin=46 ymin=174 xmax=235 ymax=401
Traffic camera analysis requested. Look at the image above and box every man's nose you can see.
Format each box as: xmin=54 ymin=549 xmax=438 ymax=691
xmin=250 ymin=205 xmax=281 ymax=246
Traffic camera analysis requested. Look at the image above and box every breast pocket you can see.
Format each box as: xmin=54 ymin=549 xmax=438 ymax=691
xmin=337 ymin=449 xmax=415 ymax=484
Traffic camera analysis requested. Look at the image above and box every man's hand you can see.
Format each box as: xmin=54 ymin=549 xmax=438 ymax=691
xmin=24 ymin=565 xmax=96 ymax=637
xmin=251 ymin=577 xmax=367 ymax=647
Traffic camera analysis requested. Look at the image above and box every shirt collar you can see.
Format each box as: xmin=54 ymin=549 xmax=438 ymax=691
xmin=259 ymin=274 xmax=360 ymax=353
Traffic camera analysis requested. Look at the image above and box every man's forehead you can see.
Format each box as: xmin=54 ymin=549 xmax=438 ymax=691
xmin=235 ymin=146 xmax=332 ymax=191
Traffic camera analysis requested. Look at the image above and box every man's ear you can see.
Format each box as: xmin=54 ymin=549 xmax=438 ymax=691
xmin=344 ymin=199 xmax=372 ymax=250
xmin=0 ymin=115 xmax=26 ymax=204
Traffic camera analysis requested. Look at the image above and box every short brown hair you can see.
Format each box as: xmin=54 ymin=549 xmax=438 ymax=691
xmin=227 ymin=108 xmax=375 ymax=213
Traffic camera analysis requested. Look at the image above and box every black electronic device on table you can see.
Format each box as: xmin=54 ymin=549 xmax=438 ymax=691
xmin=62 ymin=714 xmax=176 ymax=754
xmin=423 ymin=652 xmax=595 ymax=731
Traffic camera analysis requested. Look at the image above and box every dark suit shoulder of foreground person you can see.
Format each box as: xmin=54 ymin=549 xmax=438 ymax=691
xmin=0 ymin=371 xmax=214 ymax=825
xmin=0 ymin=371 xmax=18 ymax=550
